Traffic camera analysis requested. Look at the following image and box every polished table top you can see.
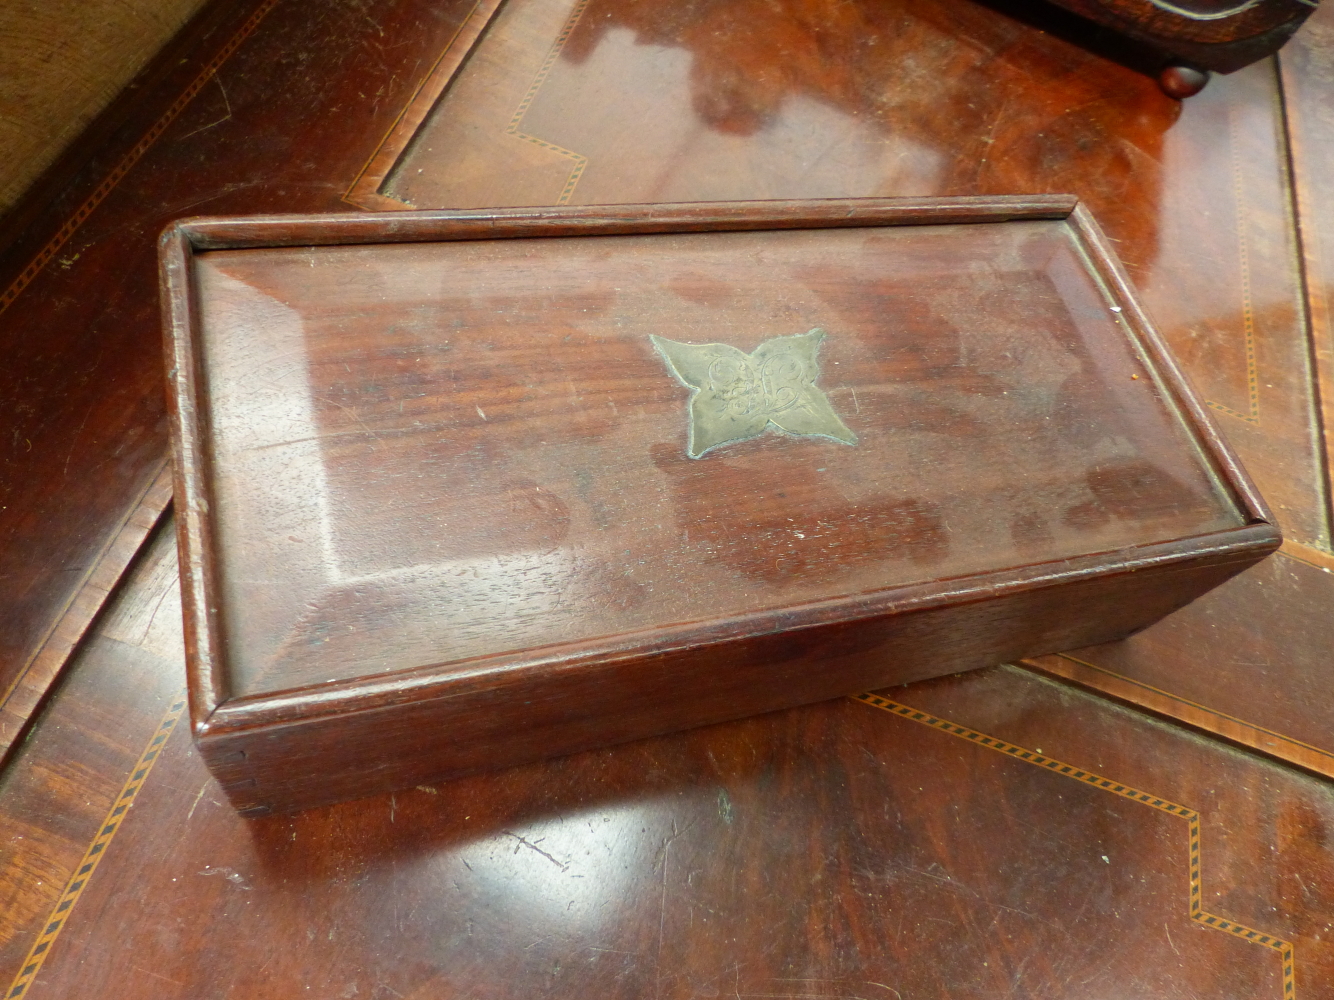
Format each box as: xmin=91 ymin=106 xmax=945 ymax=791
xmin=2 ymin=0 xmax=1334 ymax=995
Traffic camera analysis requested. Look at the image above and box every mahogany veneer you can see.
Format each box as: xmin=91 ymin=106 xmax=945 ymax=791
xmin=162 ymin=197 xmax=1279 ymax=814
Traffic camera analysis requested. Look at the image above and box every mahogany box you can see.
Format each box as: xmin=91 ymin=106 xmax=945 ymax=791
xmin=161 ymin=197 xmax=1279 ymax=815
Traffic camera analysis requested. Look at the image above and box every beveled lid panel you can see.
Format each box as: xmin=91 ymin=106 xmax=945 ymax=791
xmin=189 ymin=218 xmax=1244 ymax=696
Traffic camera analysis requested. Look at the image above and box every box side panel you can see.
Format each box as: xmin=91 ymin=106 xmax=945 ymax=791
xmin=200 ymin=548 xmax=1269 ymax=814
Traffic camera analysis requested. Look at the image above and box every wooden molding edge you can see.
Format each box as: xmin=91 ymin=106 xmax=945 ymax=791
xmin=0 ymin=462 xmax=174 ymax=769
xmin=342 ymin=0 xmax=507 ymax=211
xmin=1278 ymin=537 xmax=1334 ymax=573
xmin=1277 ymin=27 xmax=1334 ymax=556
xmin=1020 ymin=652 xmax=1334 ymax=779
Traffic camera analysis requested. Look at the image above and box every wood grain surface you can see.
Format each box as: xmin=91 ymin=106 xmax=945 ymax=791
xmin=0 ymin=521 xmax=185 ymax=987
xmin=2 ymin=521 xmax=1332 ymax=998
xmin=370 ymin=0 xmax=1327 ymax=542
xmin=1279 ymin=0 xmax=1334 ymax=549
xmin=1050 ymin=0 xmax=1314 ymax=43
xmin=0 ymin=0 xmax=1329 ymax=792
xmin=1027 ymin=0 xmax=1334 ymax=771
xmin=0 ymin=463 xmax=171 ymax=766
xmin=163 ymin=202 xmax=1279 ymax=812
xmin=342 ymin=0 xmax=1334 ymax=772
xmin=0 ymin=5 xmax=1332 ymax=992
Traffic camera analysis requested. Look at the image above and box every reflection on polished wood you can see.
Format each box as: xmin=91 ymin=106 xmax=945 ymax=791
xmin=372 ymin=0 xmax=1325 ymax=545
xmin=3 ymin=521 xmax=1333 ymax=998
xmin=0 ymin=0 xmax=1326 ymax=774
xmin=348 ymin=0 xmax=1334 ymax=771
xmin=1033 ymin=1 xmax=1334 ymax=773
xmin=0 ymin=0 xmax=452 ymax=759
xmin=2 ymin=0 xmax=1334 ymax=992
xmin=1280 ymin=4 xmax=1334 ymax=537
xmin=0 ymin=0 xmax=289 ymax=760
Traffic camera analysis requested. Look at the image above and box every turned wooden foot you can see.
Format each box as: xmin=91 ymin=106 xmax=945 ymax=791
xmin=1159 ymin=65 xmax=1210 ymax=99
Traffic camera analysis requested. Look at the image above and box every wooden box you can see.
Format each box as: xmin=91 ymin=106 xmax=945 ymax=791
xmin=161 ymin=197 xmax=1279 ymax=815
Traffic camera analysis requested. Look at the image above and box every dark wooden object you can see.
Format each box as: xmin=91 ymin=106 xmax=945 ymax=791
xmin=1158 ymin=64 xmax=1211 ymax=97
xmin=1045 ymin=0 xmax=1319 ymax=75
xmin=3 ymin=2 xmax=1334 ymax=993
xmin=163 ymin=198 xmax=1279 ymax=814
xmin=2 ymin=0 xmax=1332 ymax=818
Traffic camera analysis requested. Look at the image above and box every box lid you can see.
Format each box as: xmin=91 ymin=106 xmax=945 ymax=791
xmin=164 ymin=198 xmax=1258 ymax=708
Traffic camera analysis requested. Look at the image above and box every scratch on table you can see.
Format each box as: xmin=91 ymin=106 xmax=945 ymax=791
xmin=179 ymin=75 xmax=234 ymax=140
xmin=186 ymin=782 xmax=210 ymax=821
xmin=133 ymin=966 xmax=185 ymax=986
xmin=503 ymin=830 xmax=569 ymax=871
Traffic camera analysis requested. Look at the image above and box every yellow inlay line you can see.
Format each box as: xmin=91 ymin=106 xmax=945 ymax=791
xmin=343 ymin=0 xmax=500 ymax=205
xmin=4 ymin=697 xmax=187 ymax=999
xmin=853 ymin=691 xmax=1296 ymax=998
xmin=1206 ymin=107 xmax=1261 ymax=425
xmin=5 ymin=687 xmax=1298 ymax=996
xmin=505 ymin=0 xmax=591 ymax=205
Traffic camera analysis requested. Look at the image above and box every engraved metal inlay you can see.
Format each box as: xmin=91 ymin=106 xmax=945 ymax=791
xmin=651 ymin=329 xmax=857 ymax=458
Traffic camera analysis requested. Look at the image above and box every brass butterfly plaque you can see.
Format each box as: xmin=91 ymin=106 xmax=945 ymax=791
xmin=651 ymin=328 xmax=857 ymax=458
